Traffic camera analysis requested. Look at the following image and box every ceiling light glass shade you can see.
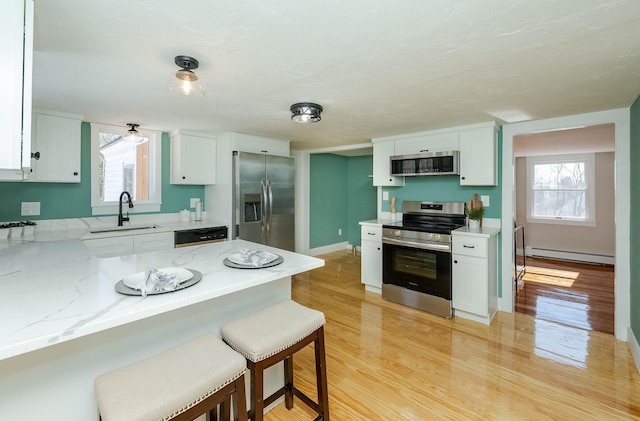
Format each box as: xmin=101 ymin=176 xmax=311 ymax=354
xmin=125 ymin=123 xmax=147 ymax=144
xmin=290 ymin=102 xmax=323 ymax=123
xmin=168 ymin=55 xmax=206 ymax=96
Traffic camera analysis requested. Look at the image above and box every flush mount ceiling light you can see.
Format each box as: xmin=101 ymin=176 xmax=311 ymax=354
xmin=290 ymin=102 xmax=323 ymax=123
xmin=125 ymin=123 xmax=146 ymax=144
xmin=168 ymin=55 xmax=206 ymax=96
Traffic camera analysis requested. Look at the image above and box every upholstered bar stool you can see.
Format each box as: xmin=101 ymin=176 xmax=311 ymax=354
xmin=221 ymin=299 xmax=329 ymax=421
xmin=95 ymin=333 xmax=248 ymax=421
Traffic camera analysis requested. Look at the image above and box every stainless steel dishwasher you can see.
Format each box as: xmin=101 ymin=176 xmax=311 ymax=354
xmin=174 ymin=226 xmax=228 ymax=247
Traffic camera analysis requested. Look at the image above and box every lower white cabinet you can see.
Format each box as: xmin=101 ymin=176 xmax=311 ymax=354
xmin=83 ymin=231 xmax=174 ymax=258
xmin=452 ymin=228 xmax=499 ymax=324
xmin=360 ymin=224 xmax=383 ymax=293
xmin=133 ymin=232 xmax=175 ymax=254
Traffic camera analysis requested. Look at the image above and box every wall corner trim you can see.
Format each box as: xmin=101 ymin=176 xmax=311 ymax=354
xmin=628 ymin=326 xmax=640 ymax=375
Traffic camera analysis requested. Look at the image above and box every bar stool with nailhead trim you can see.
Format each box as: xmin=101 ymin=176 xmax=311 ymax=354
xmin=94 ymin=333 xmax=248 ymax=421
xmin=221 ymin=299 xmax=329 ymax=421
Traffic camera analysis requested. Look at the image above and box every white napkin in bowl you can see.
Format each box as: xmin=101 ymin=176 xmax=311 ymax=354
xmin=228 ymin=248 xmax=279 ymax=267
xmin=123 ymin=267 xmax=192 ymax=296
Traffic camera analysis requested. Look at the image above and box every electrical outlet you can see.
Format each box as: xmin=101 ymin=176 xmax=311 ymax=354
xmin=338 ymin=229 xmax=343 ymax=236
xmin=190 ymin=198 xmax=200 ymax=208
xmin=21 ymin=202 xmax=41 ymax=216
xmin=481 ymin=195 xmax=490 ymax=207
xmin=383 ymin=191 xmax=389 ymax=200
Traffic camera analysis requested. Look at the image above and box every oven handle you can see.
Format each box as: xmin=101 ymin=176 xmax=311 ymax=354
xmin=382 ymin=237 xmax=451 ymax=252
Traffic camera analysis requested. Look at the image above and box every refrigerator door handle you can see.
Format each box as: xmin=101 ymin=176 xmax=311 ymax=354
xmin=267 ymin=180 xmax=273 ymax=234
xmin=261 ymin=179 xmax=268 ymax=234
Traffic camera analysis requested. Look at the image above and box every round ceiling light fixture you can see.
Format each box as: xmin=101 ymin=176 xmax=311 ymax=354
xmin=125 ymin=123 xmax=146 ymax=144
xmin=290 ymin=102 xmax=323 ymax=123
xmin=168 ymin=55 xmax=206 ymax=96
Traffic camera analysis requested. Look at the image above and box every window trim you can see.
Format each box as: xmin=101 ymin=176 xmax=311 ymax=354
xmin=525 ymin=153 xmax=596 ymax=227
xmin=90 ymin=123 xmax=162 ymax=215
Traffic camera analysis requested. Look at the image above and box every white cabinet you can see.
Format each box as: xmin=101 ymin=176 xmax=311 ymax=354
xmin=27 ymin=111 xmax=82 ymax=183
xmin=231 ymin=132 xmax=290 ymax=157
xmin=360 ymin=224 xmax=383 ymax=293
xmin=372 ymin=140 xmax=404 ymax=186
xmin=170 ymin=130 xmax=216 ymax=185
xmin=133 ymin=232 xmax=175 ymax=254
xmin=459 ymin=126 xmax=497 ymax=186
xmin=452 ymin=230 xmax=499 ymax=325
xmin=393 ymin=132 xmax=459 ymax=155
xmin=83 ymin=231 xmax=174 ymax=258
xmin=0 ymin=0 xmax=33 ymax=178
xmin=83 ymin=236 xmax=134 ymax=258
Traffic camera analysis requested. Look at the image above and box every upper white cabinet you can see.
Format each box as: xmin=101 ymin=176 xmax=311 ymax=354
xmin=27 ymin=111 xmax=82 ymax=183
xmin=459 ymin=126 xmax=497 ymax=186
xmin=393 ymin=132 xmax=459 ymax=155
xmin=0 ymin=0 xmax=33 ymax=179
xmin=372 ymin=140 xmax=404 ymax=186
xmin=230 ymin=132 xmax=290 ymax=157
xmin=170 ymin=130 xmax=217 ymax=185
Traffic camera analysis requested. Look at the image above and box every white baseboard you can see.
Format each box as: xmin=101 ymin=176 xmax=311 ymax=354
xmin=310 ymin=241 xmax=351 ymax=256
xmin=525 ymin=246 xmax=614 ymax=265
xmin=629 ymin=327 xmax=640 ymax=375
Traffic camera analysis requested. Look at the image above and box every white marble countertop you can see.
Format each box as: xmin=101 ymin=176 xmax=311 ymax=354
xmin=0 ymin=238 xmax=324 ymax=361
xmin=359 ymin=218 xmax=399 ymax=226
xmin=453 ymin=226 xmax=501 ymax=238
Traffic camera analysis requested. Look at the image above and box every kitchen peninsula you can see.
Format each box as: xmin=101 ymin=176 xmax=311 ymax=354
xmin=0 ymin=238 xmax=324 ymax=420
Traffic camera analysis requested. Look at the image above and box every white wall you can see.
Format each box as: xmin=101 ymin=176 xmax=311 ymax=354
xmin=515 ymin=152 xmax=615 ymax=260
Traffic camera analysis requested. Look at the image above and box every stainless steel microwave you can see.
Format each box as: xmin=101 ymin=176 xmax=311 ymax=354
xmin=390 ymin=150 xmax=459 ymax=176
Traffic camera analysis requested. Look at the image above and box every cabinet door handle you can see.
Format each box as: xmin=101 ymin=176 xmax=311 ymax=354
xmin=377 ymin=247 xmax=381 ymax=250
xmin=420 ymin=149 xmax=429 ymax=152
xmin=461 ymin=176 xmax=466 ymax=180
xmin=454 ymin=260 xmax=458 ymax=264
xmin=367 ymin=232 xmax=376 ymax=235
xmin=31 ymin=151 xmax=40 ymax=160
xmin=463 ymin=245 xmax=475 ymax=248
xmin=73 ymin=171 xmax=78 ymax=176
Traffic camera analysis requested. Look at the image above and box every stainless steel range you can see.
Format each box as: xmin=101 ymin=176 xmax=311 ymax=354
xmin=382 ymin=201 xmax=466 ymax=318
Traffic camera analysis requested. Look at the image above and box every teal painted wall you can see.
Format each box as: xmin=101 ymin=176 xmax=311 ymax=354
xmin=310 ymin=154 xmax=348 ymax=249
xmin=630 ymin=95 xmax=640 ymax=340
xmin=347 ymin=155 xmax=377 ymax=247
xmin=309 ymin=154 xmax=376 ymax=249
xmin=0 ymin=122 xmax=204 ymax=222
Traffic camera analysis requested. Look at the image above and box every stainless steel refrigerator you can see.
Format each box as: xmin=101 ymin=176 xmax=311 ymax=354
xmin=232 ymin=151 xmax=295 ymax=251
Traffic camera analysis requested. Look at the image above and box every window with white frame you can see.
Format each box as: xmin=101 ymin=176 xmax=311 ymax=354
xmin=526 ymin=154 xmax=595 ymax=226
xmin=90 ymin=123 xmax=162 ymax=215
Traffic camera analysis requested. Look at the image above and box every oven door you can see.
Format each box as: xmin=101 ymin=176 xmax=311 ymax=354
xmin=382 ymin=242 xmax=452 ymax=300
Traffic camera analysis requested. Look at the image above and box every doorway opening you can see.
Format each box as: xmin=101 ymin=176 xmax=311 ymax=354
xmin=512 ymin=123 xmax=615 ymax=335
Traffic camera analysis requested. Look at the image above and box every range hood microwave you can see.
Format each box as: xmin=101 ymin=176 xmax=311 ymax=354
xmin=390 ymin=150 xmax=459 ymax=176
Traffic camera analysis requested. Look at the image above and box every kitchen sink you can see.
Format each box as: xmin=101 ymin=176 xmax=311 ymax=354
xmin=89 ymin=224 xmax=159 ymax=234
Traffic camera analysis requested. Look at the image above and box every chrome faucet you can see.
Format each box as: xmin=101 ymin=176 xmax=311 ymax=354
xmin=118 ymin=191 xmax=134 ymax=226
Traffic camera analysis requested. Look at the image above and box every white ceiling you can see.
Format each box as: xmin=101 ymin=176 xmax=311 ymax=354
xmin=32 ymin=0 xmax=640 ymax=151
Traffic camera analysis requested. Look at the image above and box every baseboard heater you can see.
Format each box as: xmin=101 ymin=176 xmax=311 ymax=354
xmin=525 ymin=246 xmax=614 ymax=265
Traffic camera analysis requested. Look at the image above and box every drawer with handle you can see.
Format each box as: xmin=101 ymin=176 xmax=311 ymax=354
xmin=452 ymin=235 xmax=487 ymax=258
xmin=361 ymin=225 xmax=382 ymax=241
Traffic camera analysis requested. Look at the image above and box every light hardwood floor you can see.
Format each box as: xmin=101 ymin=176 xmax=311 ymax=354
xmin=265 ymin=250 xmax=640 ymax=420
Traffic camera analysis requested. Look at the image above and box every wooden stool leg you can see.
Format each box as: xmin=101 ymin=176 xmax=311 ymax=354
xmin=207 ymin=407 xmax=218 ymax=421
xmin=284 ymin=355 xmax=294 ymax=409
xmin=250 ymin=361 xmax=264 ymax=421
xmin=220 ymin=396 xmax=231 ymax=421
xmin=234 ymin=375 xmax=248 ymax=421
xmin=315 ymin=327 xmax=330 ymax=420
